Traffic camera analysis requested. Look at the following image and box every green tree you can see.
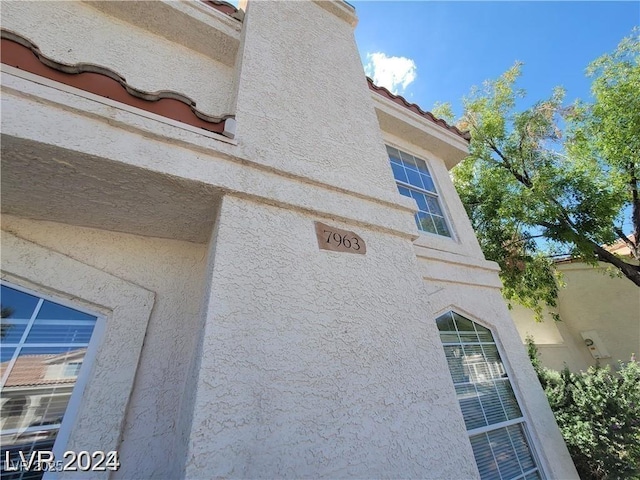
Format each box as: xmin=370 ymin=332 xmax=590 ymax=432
xmin=1 ymin=305 xmax=15 ymax=339
xmin=527 ymin=339 xmax=640 ymax=479
xmin=449 ymin=31 xmax=639 ymax=319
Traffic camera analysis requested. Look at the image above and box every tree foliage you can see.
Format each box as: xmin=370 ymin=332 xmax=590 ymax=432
xmin=527 ymin=339 xmax=640 ymax=479
xmin=1 ymin=305 xmax=14 ymax=339
xmin=450 ymin=31 xmax=640 ymax=318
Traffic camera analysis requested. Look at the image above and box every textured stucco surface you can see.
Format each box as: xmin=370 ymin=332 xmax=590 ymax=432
xmin=85 ymin=0 xmax=242 ymax=67
xmin=232 ymin=1 xmax=405 ymax=202
xmin=1 ymin=0 xmax=579 ymax=477
xmin=185 ymin=195 xmax=479 ymax=479
xmin=0 ymin=135 xmax=220 ymax=243
xmin=0 ymin=229 xmax=155 ymax=480
xmin=512 ymin=262 xmax=640 ymax=371
xmin=1 ymin=1 xmax=235 ymax=116
xmin=426 ymin=282 xmax=580 ymax=480
xmin=1 ymin=70 xmax=418 ymax=241
xmin=1 ymin=217 xmax=209 ymax=479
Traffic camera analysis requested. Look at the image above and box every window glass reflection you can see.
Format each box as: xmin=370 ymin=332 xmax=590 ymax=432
xmin=1 ymin=284 xmax=98 ymax=480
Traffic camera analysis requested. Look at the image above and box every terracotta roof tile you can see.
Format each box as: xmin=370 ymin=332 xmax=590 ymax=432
xmin=605 ymin=234 xmax=635 ymax=256
xmin=199 ymin=0 xmax=243 ymax=20
xmin=1 ymin=30 xmax=235 ymax=137
xmin=1 ymin=354 xmax=78 ymax=388
xmin=367 ymin=77 xmax=471 ymax=142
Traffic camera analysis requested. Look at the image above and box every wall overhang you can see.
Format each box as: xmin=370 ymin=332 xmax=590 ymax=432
xmin=84 ymin=0 xmax=242 ymax=67
xmin=312 ymin=0 xmax=358 ymax=26
xmin=372 ymin=94 xmax=470 ymax=170
xmin=1 ymin=135 xmax=221 ymax=243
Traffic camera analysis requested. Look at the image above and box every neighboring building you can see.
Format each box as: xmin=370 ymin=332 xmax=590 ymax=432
xmin=511 ymin=249 xmax=640 ymax=373
xmin=1 ymin=1 xmax=577 ymax=478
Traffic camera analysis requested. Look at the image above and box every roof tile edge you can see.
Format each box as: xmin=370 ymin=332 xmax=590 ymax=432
xmin=367 ymin=77 xmax=470 ymax=142
xmin=1 ymin=29 xmax=235 ymax=137
xmin=199 ymin=0 xmax=244 ymax=21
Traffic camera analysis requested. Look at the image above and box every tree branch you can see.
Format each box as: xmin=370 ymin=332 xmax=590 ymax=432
xmin=539 ymin=208 xmax=640 ymax=286
xmin=502 ymin=234 xmax=547 ymax=248
xmin=487 ymin=141 xmax=533 ymax=188
xmin=614 ymin=226 xmax=636 ymax=250
xmin=630 ymin=162 xmax=640 ymax=259
xmin=592 ymin=242 xmax=640 ymax=287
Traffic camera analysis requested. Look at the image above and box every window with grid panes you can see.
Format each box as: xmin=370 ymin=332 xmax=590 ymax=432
xmin=387 ymin=145 xmax=451 ymax=237
xmin=1 ymin=283 xmax=99 ymax=480
xmin=436 ymin=311 xmax=544 ymax=480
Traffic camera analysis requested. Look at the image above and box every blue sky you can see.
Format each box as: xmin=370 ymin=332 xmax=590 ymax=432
xmin=354 ymin=1 xmax=639 ymax=118
xmin=351 ymin=1 xmax=638 ymax=234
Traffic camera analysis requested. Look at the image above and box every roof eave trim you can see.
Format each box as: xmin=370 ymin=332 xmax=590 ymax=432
xmin=367 ymin=77 xmax=470 ymax=142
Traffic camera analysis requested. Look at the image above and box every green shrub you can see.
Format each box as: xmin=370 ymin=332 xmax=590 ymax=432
xmin=526 ymin=338 xmax=640 ymax=479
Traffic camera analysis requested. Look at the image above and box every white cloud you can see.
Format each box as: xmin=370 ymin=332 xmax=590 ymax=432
xmin=364 ymin=52 xmax=417 ymax=95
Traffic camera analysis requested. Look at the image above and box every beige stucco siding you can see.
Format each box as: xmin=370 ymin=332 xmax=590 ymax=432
xmin=1 ymin=1 xmax=236 ymax=116
xmin=1 ymin=216 xmax=209 ymax=479
xmin=184 ymin=195 xmax=479 ymax=479
xmin=0 ymin=1 xmax=581 ymax=477
xmin=512 ymin=263 xmax=640 ymax=371
xmin=232 ymin=1 xmax=410 ymax=205
xmin=0 ymin=69 xmax=417 ymax=242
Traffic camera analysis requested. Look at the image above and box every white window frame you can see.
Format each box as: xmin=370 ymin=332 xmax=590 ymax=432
xmin=386 ymin=144 xmax=454 ymax=238
xmin=63 ymin=362 xmax=84 ymax=378
xmin=436 ymin=310 xmax=546 ymax=480
xmin=0 ymin=281 xmax=105 ymax=464
xmin=1 ymin=232 xmax=154 ymax=479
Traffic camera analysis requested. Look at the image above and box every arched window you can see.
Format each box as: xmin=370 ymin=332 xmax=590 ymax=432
xmin=436 ymin=311 xmax=543 ymax=480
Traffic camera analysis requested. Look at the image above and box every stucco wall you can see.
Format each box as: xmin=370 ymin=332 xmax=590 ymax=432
xmin=1 ymin=1 xmax=580 ymax=478
xmin=1 ymin=1 xmax=235 ymax=116
xmin=232 ymin=1 xmax=407 ymax=204
xmin=512 ymin=262 xmax=640 ymax=371
xmin=510 ymin=304 xmax=590 ymax=372
xmin=1 ymin=216 xmax=209 ymax=479
xmin=1 ymin=68 xmax=417 ymax=242
xmin=424 ymin=281 xmax=579 ymax=480
xmin=381 ymin=130 xmax=579 ymax=479
xmin=184 ymin=194 xmax=479 ymax=479
xmin=555 ymin=263 xmax=639 ymax=368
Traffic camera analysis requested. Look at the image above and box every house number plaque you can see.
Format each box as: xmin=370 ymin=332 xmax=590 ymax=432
xmin=314 ymin=221 xmax=366 ymax=255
